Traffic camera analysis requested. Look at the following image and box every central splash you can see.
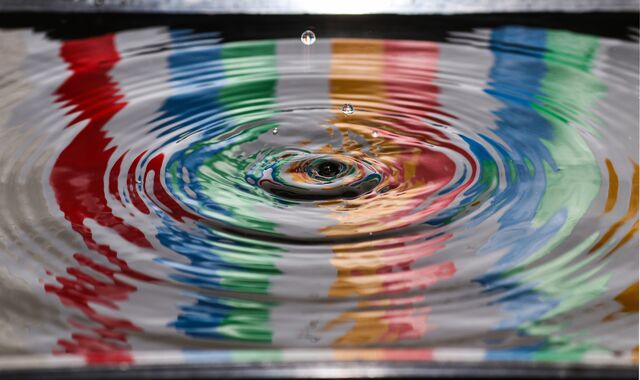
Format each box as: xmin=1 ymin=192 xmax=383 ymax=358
xmin=247 ymin=150 xmax=382 ymax=201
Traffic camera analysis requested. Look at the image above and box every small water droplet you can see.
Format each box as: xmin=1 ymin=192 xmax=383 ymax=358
xmin=136 ymin=176 xmax=142 ymax=184
xmin=301 ymin=30 xmax=316 ymax=46
xmin=372 ymin=131 xmax=379 ymax=138
xmin=341 ymin=104 xmax=354 ymax=115
xmin=272 ymin=128 xmax=279 ymax=135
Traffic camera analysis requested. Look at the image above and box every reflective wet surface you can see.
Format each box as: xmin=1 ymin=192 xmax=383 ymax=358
xmin=0 ymin=18 xmax=637 ymax=369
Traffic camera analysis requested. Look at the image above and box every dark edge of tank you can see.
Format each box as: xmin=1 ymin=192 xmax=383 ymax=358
xmin=0 ymin=12 xmax=637 ymax=42
xmin=0 ymin=361 xmax=637 ymax=380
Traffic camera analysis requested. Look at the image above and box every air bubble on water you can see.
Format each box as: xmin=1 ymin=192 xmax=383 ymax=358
xmin=372 ymin=131 xmax=379 ymax=138
xmin=272 ymin=127 xmax=279 ymax=135
xmin=301 ymin=30 xmax=316 ymax=46
xmin=341 ymin=104 xmax=355 ymax=115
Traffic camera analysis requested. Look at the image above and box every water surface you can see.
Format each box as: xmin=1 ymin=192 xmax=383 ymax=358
xmin=0 ymin=24 xmax=637 ymax=368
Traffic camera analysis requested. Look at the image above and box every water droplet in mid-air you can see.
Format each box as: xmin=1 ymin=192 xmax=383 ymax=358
xmin=301 ymin=30 xmax=316 ymax=46
xmin=341 ymin=104 xmax=355 ymax=115
xmin=372 ymin=131 xmax=379 ymax=138
xmin=272 ymin=128 xmax=279 ymax=135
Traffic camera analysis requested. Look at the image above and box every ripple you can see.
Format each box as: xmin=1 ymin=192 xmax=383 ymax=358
xmin=0 ymin=26 xmax=637 ymax=366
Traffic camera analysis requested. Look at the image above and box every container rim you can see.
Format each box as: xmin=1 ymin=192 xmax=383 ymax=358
xmin=0 ymin=0 xmax=638 ymax=14
xmin=0 ymin=349 xmax=636 ymax=379
xmin=0 ymin=360 xmax=637 ymax=380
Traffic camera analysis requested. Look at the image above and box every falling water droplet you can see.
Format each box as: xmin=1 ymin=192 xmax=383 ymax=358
xmin=300 ymin=30 xmax=316 ymax=46
xmin=372 ymin=131 xmax=379 ymax=138
xmin=341 ymin=104 xmax=355 ymax=115
xmin=272 ymin=128 xmax=279 ymax=135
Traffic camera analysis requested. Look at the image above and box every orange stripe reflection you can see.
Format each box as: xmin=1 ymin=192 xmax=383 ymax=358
xmin=591 ymin=163 xmax=639 ymax=255
xmin=322 ymin=38 xmax=454 ymax=347
xmin=604 ymin=159 xmax=618 ymax=213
